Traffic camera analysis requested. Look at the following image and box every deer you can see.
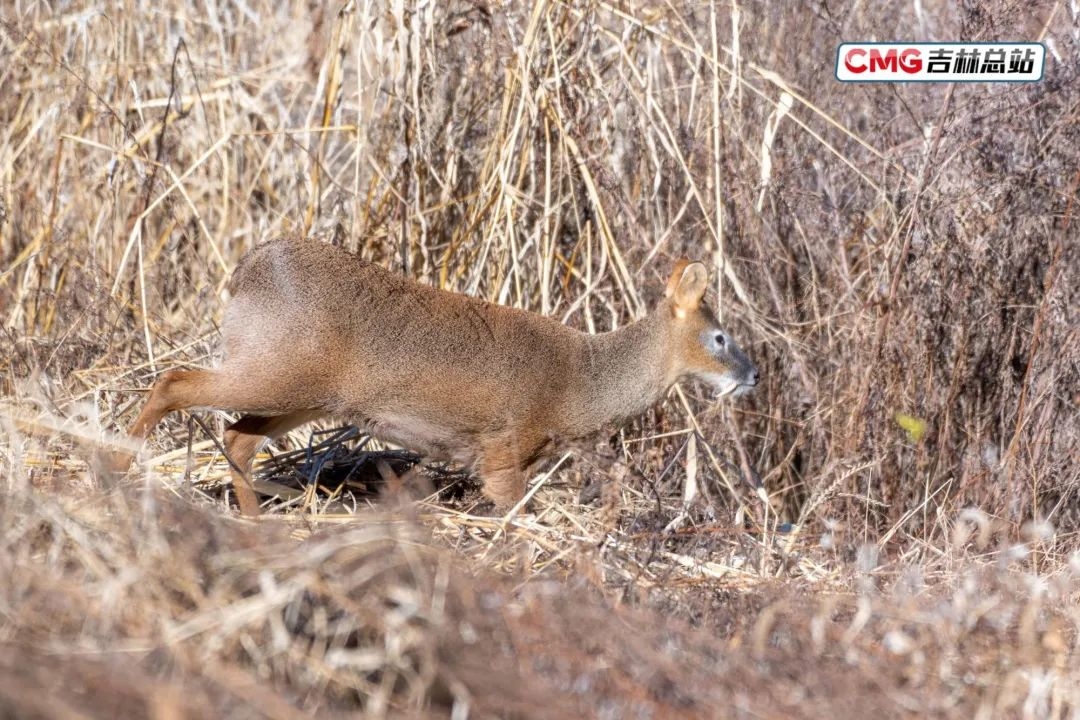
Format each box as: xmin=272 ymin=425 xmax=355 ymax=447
xmin=115 ymin=238 xmax=759 ymax=517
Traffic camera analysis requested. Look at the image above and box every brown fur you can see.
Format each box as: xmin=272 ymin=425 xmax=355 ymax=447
xmin=118 ymin=239 xmax=758 ymax=516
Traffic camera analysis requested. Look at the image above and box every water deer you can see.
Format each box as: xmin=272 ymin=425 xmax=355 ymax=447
xmin=118 ymin=239 xmax=758 ymax=516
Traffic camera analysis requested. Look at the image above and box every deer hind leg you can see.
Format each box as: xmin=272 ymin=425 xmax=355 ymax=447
xmin=108 ymin=369 xmax=229 ymax=474
xmin=125 ymin=369 xmax=248 ymax=442
xmin=223 ymin=410 xmax=324 ymax=517
xmin=114 ymin=368 xmax=306 ymax=474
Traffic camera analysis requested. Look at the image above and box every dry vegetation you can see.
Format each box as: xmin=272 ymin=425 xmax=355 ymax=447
xmin=1 ymin=0 xmax=1079 ymax=717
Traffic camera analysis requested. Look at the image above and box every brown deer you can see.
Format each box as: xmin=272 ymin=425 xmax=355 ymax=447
xmin=117 ymin=239 xmax=758 ymax=516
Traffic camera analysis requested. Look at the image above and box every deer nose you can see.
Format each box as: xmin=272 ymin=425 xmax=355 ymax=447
xmin=751 ymin=369 xmax=760 ymax=385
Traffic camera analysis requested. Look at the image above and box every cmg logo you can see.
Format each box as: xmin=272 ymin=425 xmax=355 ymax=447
xmin=836 ymin=43 xmax=1046 ymax=83
xmin=843 ymin=48 xmax=923 ymax=74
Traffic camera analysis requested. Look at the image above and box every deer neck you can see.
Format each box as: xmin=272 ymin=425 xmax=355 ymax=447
xmin=559 ymin=311 xmax=673 ymax=437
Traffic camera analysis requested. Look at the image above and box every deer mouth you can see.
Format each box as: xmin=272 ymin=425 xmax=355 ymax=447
xmin=727 ymin=382 xmax=756 ymax=398
xmin=706 ymin=374 xmax=757 ymax=399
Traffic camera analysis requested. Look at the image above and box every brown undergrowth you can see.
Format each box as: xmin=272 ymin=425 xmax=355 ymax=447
xmin=0 ymin=481 xmax=1076 ymax=719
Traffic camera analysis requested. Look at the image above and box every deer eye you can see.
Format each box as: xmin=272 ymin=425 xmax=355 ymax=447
xmin=714 ymin=332 xmax=726 ymax=348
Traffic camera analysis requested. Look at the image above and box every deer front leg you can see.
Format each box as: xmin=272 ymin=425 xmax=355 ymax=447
xmin=477 ymin=445 xmax=527 ymax=511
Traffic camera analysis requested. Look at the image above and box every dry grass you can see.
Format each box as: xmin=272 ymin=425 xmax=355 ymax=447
xmin=1 ymin=0 xmax=1079 ymax=717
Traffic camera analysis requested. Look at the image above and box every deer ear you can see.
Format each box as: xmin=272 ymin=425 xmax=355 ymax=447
xmin=665 ymin=259 xmax=708 ymax=311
